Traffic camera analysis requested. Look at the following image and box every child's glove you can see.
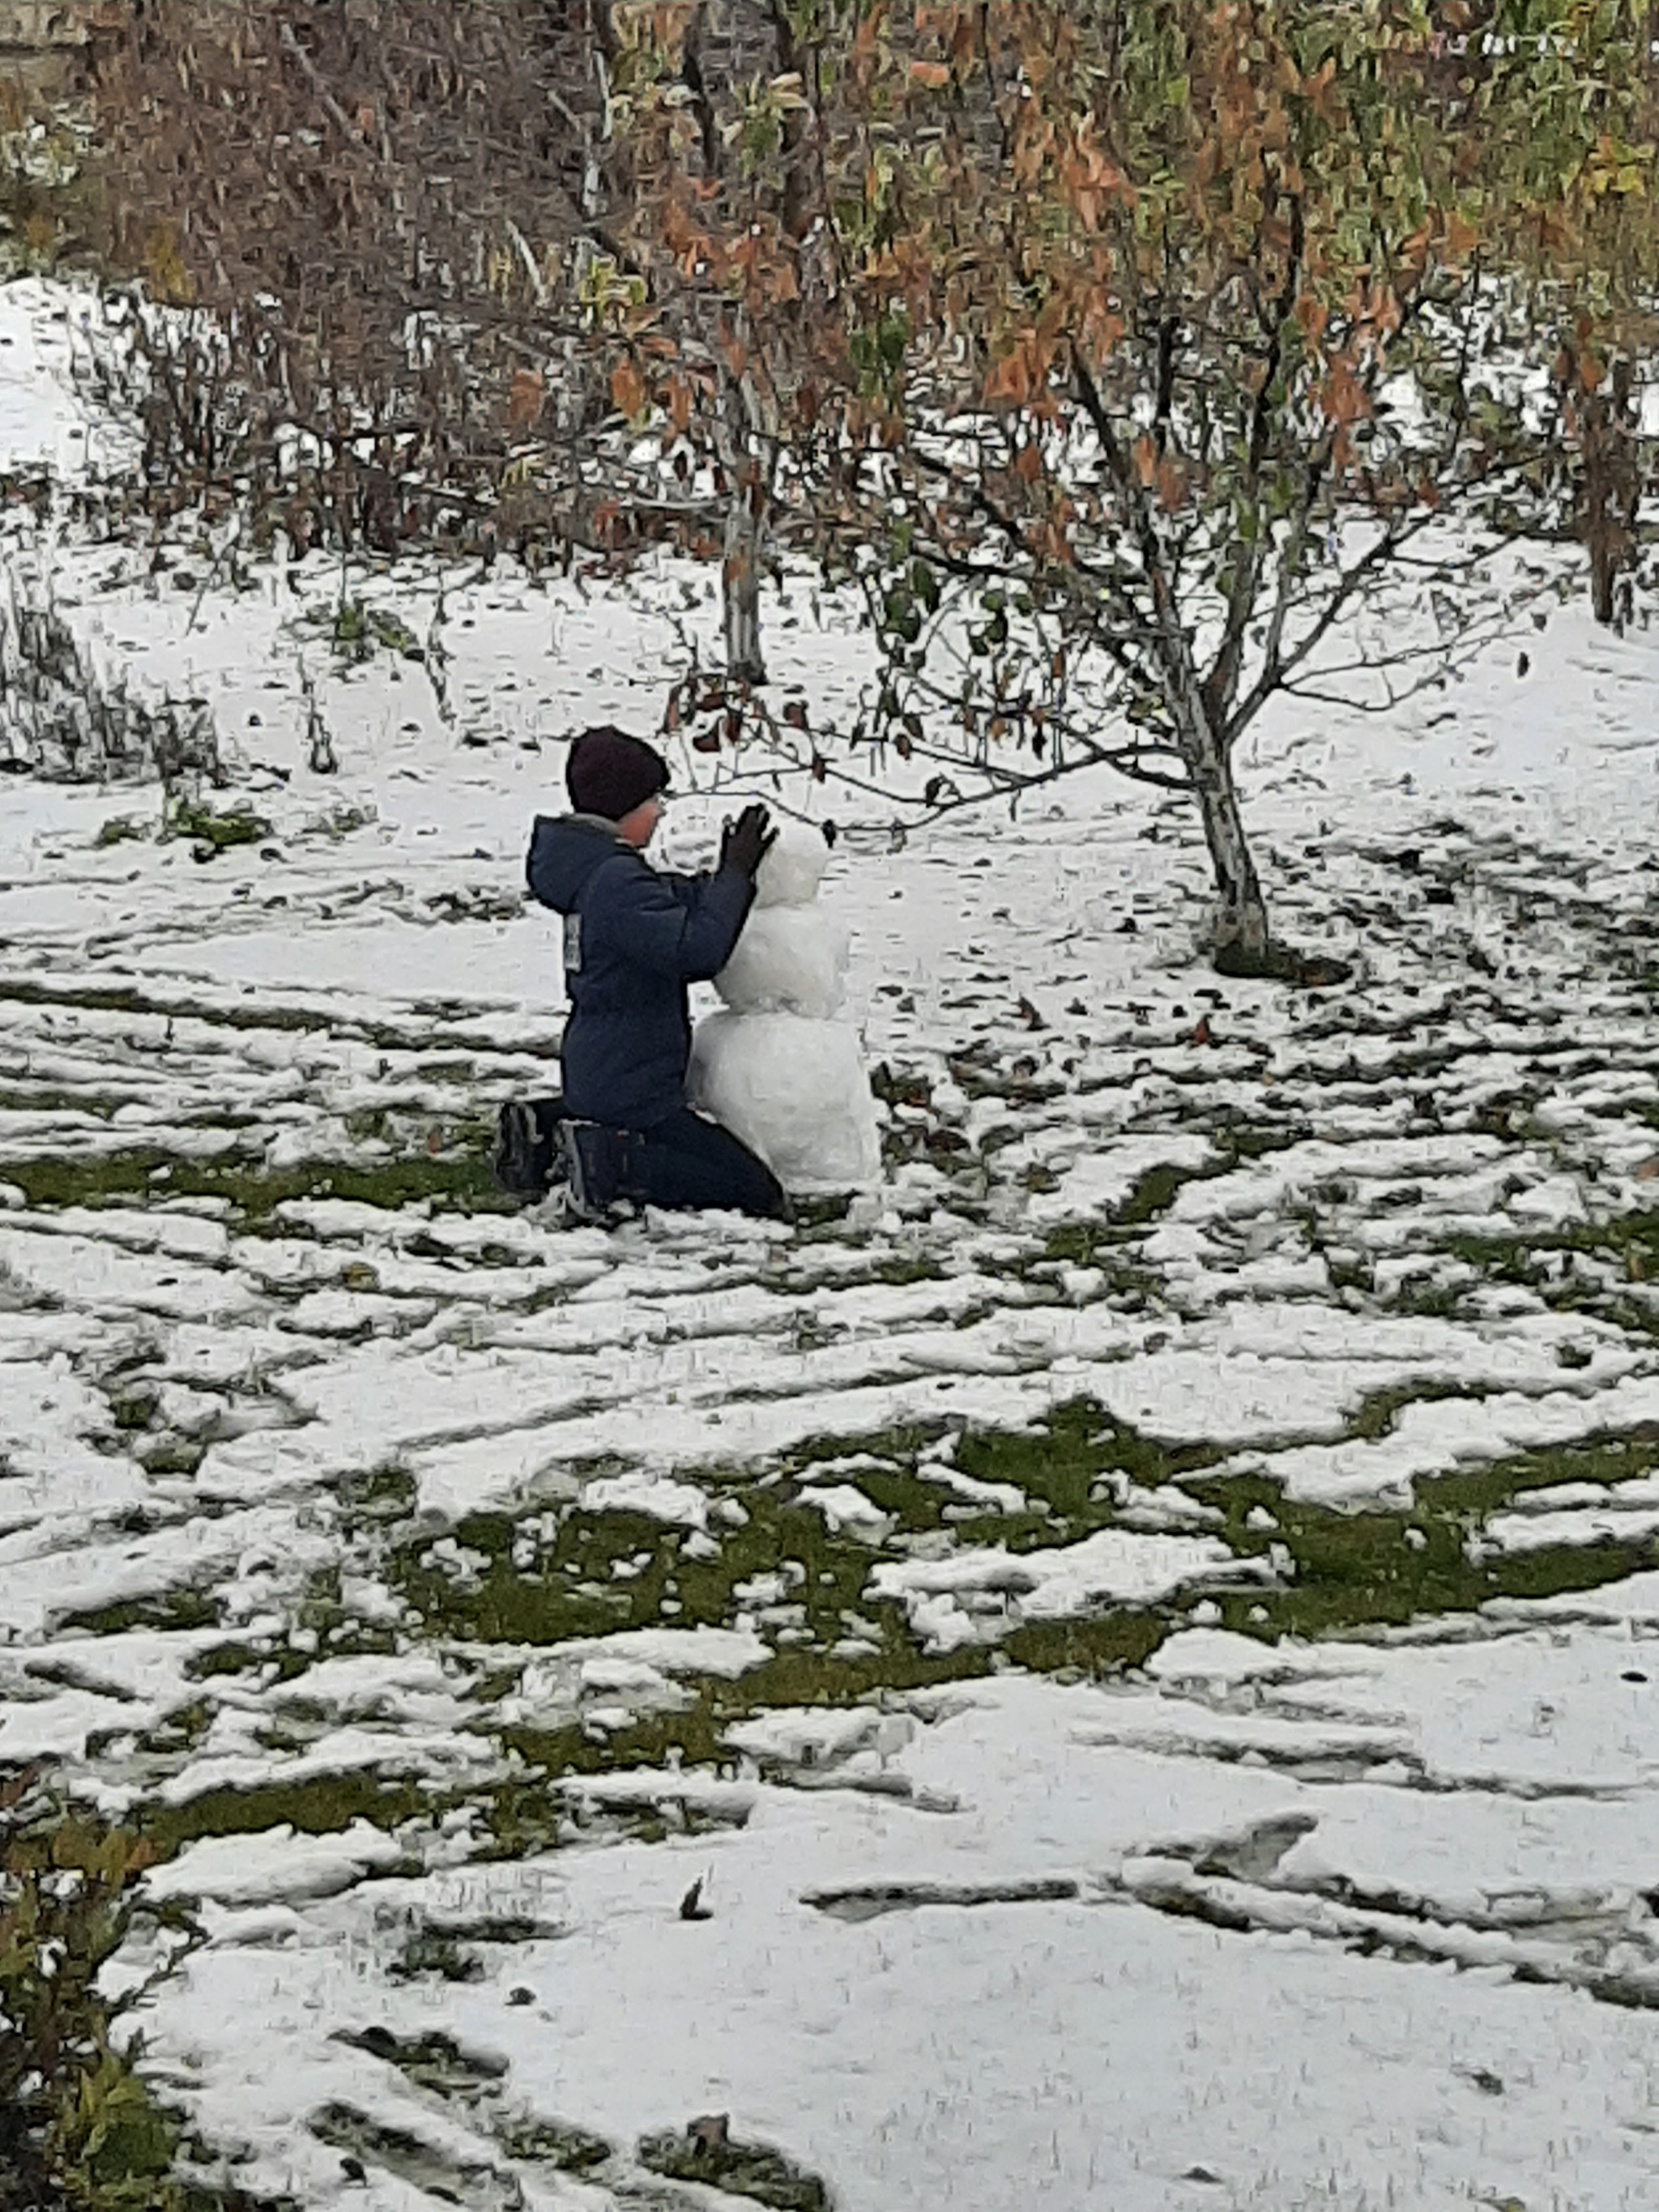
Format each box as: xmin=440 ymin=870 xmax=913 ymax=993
xmin=720 ymin=803 xmax=777 ymax=880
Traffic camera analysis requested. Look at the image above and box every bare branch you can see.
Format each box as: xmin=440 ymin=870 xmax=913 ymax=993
xmin=277 ymin=19 xmax=365 ymax=148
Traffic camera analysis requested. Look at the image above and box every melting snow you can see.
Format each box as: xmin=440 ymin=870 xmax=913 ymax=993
xmin=2 ymin=281 xmax=1659 ymax=2209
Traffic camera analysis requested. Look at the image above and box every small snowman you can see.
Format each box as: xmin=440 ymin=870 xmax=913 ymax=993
xmin=687 ymin=827 xmax=883 ymax=1193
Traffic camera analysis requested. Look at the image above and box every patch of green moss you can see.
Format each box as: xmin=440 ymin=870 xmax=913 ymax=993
xmin=138 ymin=1438 xmax=207 ymax=1477
xmin=1114 ymin=1161 xmax=1199 ymax=1225
xmin=0 ymin=1139 xmax=506 ymax=1222
xmin=791 ymin=1194 xmax=855 ymax=1230
xmin=0 ymin=976 xmax=507 ymax=1057
xmin=955 ymin=1400 xmax=1214 ymax=1518
xmin=1004 ymin=1610 xmax=1169 ymax=1675
xmin=1440 ymin=1231 xmax=1559 ymax=1289
xmin=164 ymin=799 xmax=272 ymax=860
xmin=307 ymin=2102 xmax=480 ymax=2197
xmin=388 ymin=1397 xmax=1659 ymax=1763
xmin=496 ymin=2117 xmax=612 ymax=2172
xmin=386 ymin=1929 xmax=485 ymax=1984
xmin=339 ymin=1460 xmax=418 ymax=1529
xmin=1029 ymin=1220 xmax=1159 ymax=1293
xmin=1344 ymin=1380 xmax=1492 ymax=1445
xmin=780 ymin=1417 xmax=951 ymax=1476
xmin=638 ymin=2125 xmax=831 ymax=2211
xmin=106 ymin=1385 xmax=160 ymax=1434
xmin=326 ymin=600 xmax=424 ymax=663
xmin=1191 ymin=1428 xmax=1659 ymax=1641
xmin=98 ymin=1387 xmax=1659 ymax=1879
xmin=331 ymin=2024 xmax=506 ymax=2098
xmin=139 ymin=1770 xmax=432 ymax=1858
xmin=1030 ymin=1175 xmax=1201 ymax=1273
xmin=60 ymin=1588 xmax=221 ymax=1639
xmin=133 ymin=1699 xmax=215 ymax=1758
xmin=864 ymin=1255 xmax=944 ymax=1287
xmin=182 ymin=1639 xmax=290 ymax=1685
xmin=0 ymin=1085 xmax=133 ymax=1119
xmin=1213 ymin=1120 xmax=1307 ymax=1162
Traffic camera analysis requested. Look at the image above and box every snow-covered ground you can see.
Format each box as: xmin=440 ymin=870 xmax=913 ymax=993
xmin=5 ymin=283 xmax=1659 ymax=2210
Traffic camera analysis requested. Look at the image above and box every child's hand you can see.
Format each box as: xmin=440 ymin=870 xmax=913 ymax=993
xmin=720 ymin=803 xmax=777 ymax=879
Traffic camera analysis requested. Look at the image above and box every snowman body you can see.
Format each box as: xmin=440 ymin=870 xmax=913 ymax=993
xmin=687 ymin=833 xmax=882 ymax=1193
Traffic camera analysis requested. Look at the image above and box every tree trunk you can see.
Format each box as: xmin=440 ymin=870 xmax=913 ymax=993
xmin=1578 ymin=359 xmax=1639 ymax=633
xmin=1181 ymin=707 xmax=1270 ymax=965
xmin=1143 ymin=536 xmax=1272 ymax=969
xmin=713 ymin=358 xmax=770 ymax=686
xmin=723 ymin=475 xmax=766 ymax=685
xmin=1584 ymin=388 xmax=1623 ymax=629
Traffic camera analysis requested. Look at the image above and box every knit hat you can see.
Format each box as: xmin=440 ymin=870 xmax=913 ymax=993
xmin=565 ymin=726 xmax=671 ymax=820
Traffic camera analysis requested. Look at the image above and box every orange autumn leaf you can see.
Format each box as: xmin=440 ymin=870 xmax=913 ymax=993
xmin=610 ymin=360 xmax=646 ymax=418
xmin=1318 ymin=359 xmax=1371 ymax=426
xmin=507 ymin=368 xmax=544 ymax=430
xmin=985 ymin=347 xmax=1031 ymax=406
xmin=1294 ymin=292 xmax=1328 ymax=346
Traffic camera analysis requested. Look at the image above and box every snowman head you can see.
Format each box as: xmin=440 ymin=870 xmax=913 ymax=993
xmin=752 ymin=826 xmax=830 ymax=910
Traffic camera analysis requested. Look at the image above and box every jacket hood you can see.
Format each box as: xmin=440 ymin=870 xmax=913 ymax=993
xmin=526 ymin=812 xmax=629 ymax=914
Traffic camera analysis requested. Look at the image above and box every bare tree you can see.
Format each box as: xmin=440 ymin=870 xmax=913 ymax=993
xmin=84 ymin=2 xmax=639 ymax=559
xmin=601 ymin=0 xmax=853 ymax=684
xmin=663 ymin=1 xmax=1655 ymax=970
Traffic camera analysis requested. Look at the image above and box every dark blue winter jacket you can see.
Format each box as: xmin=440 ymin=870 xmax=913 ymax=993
xmin=526 ymin=813 xmax=757 ymax=1128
